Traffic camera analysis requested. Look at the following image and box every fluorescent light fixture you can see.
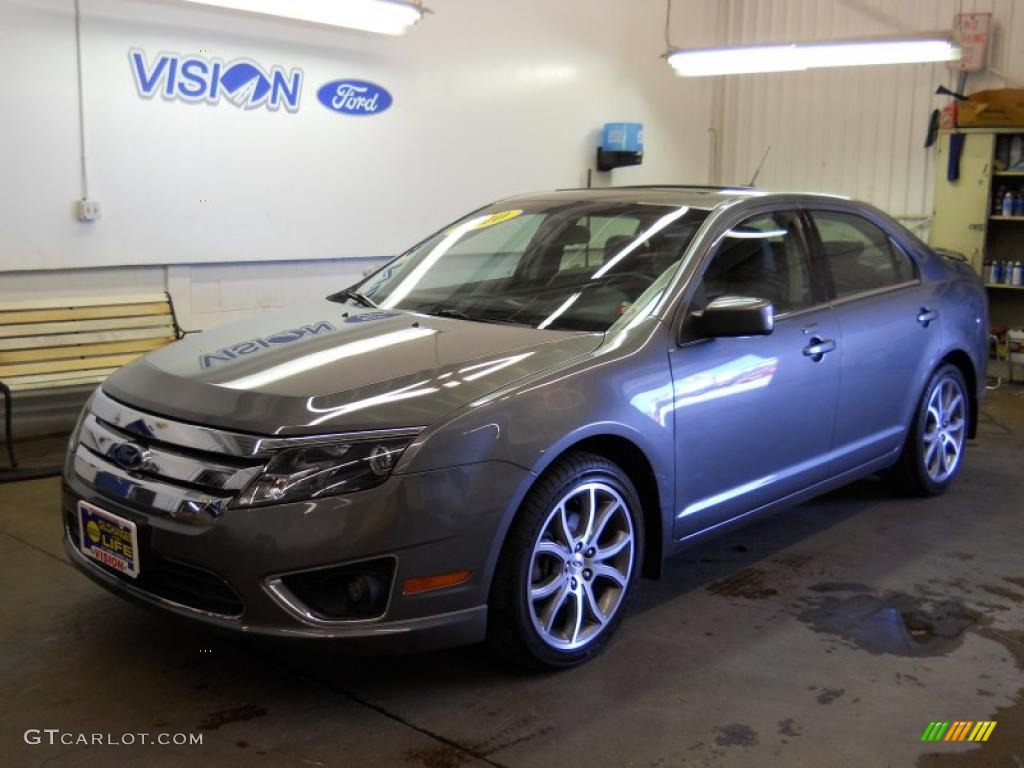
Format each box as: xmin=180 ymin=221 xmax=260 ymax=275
xmin=669 ymin=33 xmax=960 ymax=77
xmin=180 ymin=0 xmax=426 ymax=35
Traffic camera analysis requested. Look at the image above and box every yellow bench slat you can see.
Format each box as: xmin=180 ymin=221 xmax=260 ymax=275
xmin=0 ymin=337 xmax=170 ymax=364
xmin=5 ymin=371 xmax=115 ymax=392
xmin=0 ymin=353 xmax=144 ymax=378
xmin=3 ymin=367 xmax=119 ymax=389
xmin=0 ymin=293 xmax=169 ymax=311
xmin=0 ymin=302 xmax=171 ymax=325
xmin=0 ymin=326 xmax=175 ymax=351
xmin=1 ymin=316 xmax=174 ymax=338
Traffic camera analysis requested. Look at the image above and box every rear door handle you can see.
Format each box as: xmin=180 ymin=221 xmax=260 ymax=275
xmin=917 ymin=307 xmax=938 ymax=327
xmin=802 ymin=337 xmax=836 ymax=362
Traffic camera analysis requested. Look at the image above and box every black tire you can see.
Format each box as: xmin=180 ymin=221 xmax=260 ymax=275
xmin=488 ymin=451 xmax=644 ymax=670
xmin=891 ymin=363 xmax=969 ymax=496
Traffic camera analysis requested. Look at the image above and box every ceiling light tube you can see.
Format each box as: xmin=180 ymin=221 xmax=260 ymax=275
xmin=180 ymin=0 xmax=426 ymax=36
xmin=669 ymin=33 xmax=960 ymax=77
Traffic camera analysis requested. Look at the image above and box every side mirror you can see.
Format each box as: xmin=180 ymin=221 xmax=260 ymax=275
xmin=693 ymin=296 xmax=774 ymax=338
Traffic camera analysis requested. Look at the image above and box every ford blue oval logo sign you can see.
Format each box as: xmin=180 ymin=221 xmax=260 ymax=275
xmin=111 ymin=442 xmax=148 ymax=471
xmin=317 ymin=80 xmax=392 ymax=116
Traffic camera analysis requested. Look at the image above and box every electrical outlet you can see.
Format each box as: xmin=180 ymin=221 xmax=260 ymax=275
xmin=76 ymin=199 xmax=101 ymax=222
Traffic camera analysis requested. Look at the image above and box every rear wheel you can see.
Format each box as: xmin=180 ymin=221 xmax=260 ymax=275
xmin=892 ymin=364 xmax=969 ymax=496
xmin=488 ymin=451 xmax=643 ymax=669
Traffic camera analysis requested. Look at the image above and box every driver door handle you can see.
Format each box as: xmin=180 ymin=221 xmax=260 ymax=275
xmin=802 ymin=337 xmax=836 ymax=362
xmin=917 ymin=307 xmax=938 ymax=327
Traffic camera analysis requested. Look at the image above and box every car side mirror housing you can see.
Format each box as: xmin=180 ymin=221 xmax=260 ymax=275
xmin=693 ymin=296 xmax=774 ymax=338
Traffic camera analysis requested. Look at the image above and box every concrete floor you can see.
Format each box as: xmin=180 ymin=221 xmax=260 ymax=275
xmin=2 ymin=387 xmax=1023 ymax=768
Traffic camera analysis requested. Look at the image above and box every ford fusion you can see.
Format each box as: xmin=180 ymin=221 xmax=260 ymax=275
xmin=63 ymin=187 xmax=987 ymax=668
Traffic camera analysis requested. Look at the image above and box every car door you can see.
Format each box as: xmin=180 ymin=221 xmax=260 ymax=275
xmin=805 ymin=208 xmax=942 ymax=472
xmin=670 ymin=209 xmax=841 ymax=540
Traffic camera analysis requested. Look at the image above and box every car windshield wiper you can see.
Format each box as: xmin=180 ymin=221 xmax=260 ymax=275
xmin=326 ymin=289 xmax=378 ymax=308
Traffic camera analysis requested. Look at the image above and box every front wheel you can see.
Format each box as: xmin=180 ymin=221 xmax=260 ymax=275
xmin=488 ymin=452 xmax=643 ymax=669
xmin=892 ymin=364 xmax=969 ymax=496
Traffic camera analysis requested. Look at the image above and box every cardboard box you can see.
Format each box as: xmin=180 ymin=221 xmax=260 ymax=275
xmin=957 ymin=89 xmax=1024 ymax=128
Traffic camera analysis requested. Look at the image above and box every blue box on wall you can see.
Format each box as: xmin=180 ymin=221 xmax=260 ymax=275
xmin=598 ymin=122 xmax=643 ymax=171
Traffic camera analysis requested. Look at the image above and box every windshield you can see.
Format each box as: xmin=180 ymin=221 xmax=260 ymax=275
xmin=351 ymin=200 xmax=709 ymax=332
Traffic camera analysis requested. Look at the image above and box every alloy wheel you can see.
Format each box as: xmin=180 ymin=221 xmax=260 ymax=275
xmin=922 ymin=376 xmax=966 ymax=483
xmin=526 ymin=481 xmax=635 ymax=651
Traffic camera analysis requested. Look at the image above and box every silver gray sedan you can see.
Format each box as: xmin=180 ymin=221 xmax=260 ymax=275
xmin=63 ymin=186 xmax=988 ymax=668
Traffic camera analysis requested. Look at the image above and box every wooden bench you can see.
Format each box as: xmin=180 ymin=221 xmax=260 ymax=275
xmin=0 ymin=293 xmax=181 ymax=469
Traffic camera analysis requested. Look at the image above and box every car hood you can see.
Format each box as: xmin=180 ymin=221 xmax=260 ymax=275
xmin=102 ymin=301 xmax=601 ymax=435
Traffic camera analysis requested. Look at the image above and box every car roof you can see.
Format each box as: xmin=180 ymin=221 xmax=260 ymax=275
xmin=501 ymin=185 xmax=852 ymax=211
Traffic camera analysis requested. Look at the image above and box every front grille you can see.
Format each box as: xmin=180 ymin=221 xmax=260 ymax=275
xmin=72 ymin=390 xmax=270 ymax=524
xmin=66 ymin=508 xmax=244 ymax=617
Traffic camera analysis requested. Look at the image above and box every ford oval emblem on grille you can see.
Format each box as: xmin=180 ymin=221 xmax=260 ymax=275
xmin=111 ymin=442 xmax=147 ymax=471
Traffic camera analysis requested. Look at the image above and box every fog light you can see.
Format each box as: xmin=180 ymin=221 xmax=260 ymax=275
xmin=345 ymin=573 xmax=385 ymax=612
xmin=280 ymin=557 xmax=394 ymax=620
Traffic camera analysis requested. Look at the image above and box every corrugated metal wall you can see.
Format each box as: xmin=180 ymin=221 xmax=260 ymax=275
xmin=717 ymin=0 xmax=1024 ymax=231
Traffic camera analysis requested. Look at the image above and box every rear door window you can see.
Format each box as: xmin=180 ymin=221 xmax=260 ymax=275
xmin=809 ymin=211 xmax=917 ymax=298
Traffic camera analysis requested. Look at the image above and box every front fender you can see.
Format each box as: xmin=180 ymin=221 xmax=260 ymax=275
xmin=398 ymin=322 xmax=677 ymax=592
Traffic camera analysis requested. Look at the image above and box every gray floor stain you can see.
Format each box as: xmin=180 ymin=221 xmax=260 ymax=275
xmin=981 ymin=584 xmax=1024 ymax=604
xmin=797 ymin=587 xmax=979 ymax=657
xmin=707 ymin=568 xmax=778 ymax=599
xmin=777 ymin=718 xmax=800 ymax=737
xmin=816 ymin=687 xmax=845 ymax=705
xmin=196 ymin=704 xmax=267 ymax=731
xmin=713 ymin=723 xmax=759 ymax=747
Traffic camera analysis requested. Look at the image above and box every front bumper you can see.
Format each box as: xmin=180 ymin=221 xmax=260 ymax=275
xmin=62 ymin=457 xmax=529 ymax=650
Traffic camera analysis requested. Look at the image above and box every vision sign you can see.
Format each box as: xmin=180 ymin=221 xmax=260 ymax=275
xmin=129 ymin=50 xmax=303 ymax=112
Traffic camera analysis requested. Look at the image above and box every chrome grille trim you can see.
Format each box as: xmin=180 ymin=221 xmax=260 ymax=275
xmin=91 ymin=388 xmax=268 ymax=458
xmin=73 ymin=447 xmax=230 ymax=526
xmin=76 ymin=388 xmax=426 ymax=523
xmin=79 ymin=413 xmax=262 ymax=493
xmin=91 ymin=388 xmax=425 ymax=458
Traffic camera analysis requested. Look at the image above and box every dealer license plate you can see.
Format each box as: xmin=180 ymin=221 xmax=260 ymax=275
xmin=78 ymin=501 xmax=140 ymax=579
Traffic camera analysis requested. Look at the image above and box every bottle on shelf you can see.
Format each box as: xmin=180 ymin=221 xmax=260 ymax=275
xmin=1016 ymin=192 xmax=1024 ymax=217
xmin=1014 ymin=261 xmax=1023 ymax=286
xmin=1003 ymin=190 xmax=1015 ymax=216
xmin=994 ymin=261 xmax=1005 ymax=284
xmin=994 ymin=186 xmax=1007 ymax=215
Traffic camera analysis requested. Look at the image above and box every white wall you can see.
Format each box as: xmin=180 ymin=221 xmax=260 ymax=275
xmin=0 ymin=0 xmax=720 ymax=330
xmin=0 ymin=0 xmax=717 ymax=272
xmin=716 ymin=0 xmax=1024 ymax=236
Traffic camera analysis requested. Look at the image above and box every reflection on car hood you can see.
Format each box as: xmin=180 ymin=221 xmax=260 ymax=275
xmin=102 ymin=301 xmax=601 ymax=435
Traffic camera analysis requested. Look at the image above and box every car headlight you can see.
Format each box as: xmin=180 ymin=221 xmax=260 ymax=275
xmin=235 ymin=438 xmax=412 ymax=508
